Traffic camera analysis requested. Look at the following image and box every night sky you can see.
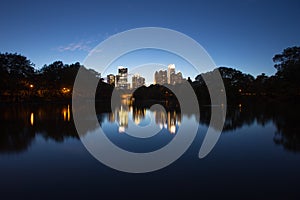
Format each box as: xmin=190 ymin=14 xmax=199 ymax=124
xmin=1 ymin=0 xmax=300 ymax=79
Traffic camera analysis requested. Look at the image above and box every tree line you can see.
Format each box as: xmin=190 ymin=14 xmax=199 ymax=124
xmin=193 ymin=46 xmax=300 ymax=103
xmin=0 ymin=46 xmax=299 ymax=103
xmin=0 ymin=54 xmax=112 ymax=102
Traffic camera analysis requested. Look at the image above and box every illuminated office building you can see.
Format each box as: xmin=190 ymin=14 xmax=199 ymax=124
xmin=116 ymin=66 xmax=130 ymax=89
xmin=168 ymin=64 xmax=176 ymax=84
xmin=132 ymin=74 xmax=145 ymax=89
xmin=154 ymin=70 xmax=168 ymax=85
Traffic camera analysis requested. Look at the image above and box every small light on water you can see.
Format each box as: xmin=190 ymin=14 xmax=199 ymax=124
xmin=67 ymin=104 xmax=70 ymax=121
xmin=30 ymin=112 xmax=34 ymax=126
xmin=63 ymin=109 xmax=66 ymax=121
xmin=63 ymin=105 xmax=71 ymax=122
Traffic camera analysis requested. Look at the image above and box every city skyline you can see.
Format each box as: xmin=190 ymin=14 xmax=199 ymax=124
xmin=105 ymin=63 xmax=186 ymax=87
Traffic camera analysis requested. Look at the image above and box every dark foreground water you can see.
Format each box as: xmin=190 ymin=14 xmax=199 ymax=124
xmin=0 ymin=102 xmax=300 ymax=199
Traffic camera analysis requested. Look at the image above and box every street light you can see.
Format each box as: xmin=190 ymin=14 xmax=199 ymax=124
xmin=61 ymin=87 xmax=70 ymax=93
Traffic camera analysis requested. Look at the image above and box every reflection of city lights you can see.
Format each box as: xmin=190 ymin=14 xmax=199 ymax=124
xmin=134 ymin=118 xmax=141 ymax=125
xmin=133 ymin=108 xmax=145 ymax=125
xmin=113 ymin=106 xmax=183 ymax=134
xmin=118 ymin=106 xmax=129 ymax=130
xmin=67 ymin=104 xmax=70 ymax=121
xmin=167 ymin=111 xmax=177 ymax=134
xmin=170 ymin=125 xmax=176 ymax=134
xmin=119 ymin=126 xmax=125 ymax=133
xmin=30 ymin=112 xmax=34 ymax=126
xmin=108 ymin=112 xmax=115 ymax=122
xmin=63 ymin=109 xmax=66 ymax=121
xmin=159 ymin=123 xmax=163 ymax=129
xmin=238 ymin=104 xmax=242 ymax=112
xmin=154 ymin=110 xmax=166 ymax=127
xmin=62 ymin=105 xmax=71 ymax=122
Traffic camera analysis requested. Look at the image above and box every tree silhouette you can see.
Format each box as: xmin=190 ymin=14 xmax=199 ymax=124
xmin=273 ymin=46 xmax=300 ymax=80
xmin=273 ymin=46 xmax=300 ymax=95
xmin=0 ymin=53 xmax=35 ymax=101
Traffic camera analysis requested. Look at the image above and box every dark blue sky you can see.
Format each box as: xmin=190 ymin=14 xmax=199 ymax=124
xmin=1 ymin=0 xmax=300 ymax=78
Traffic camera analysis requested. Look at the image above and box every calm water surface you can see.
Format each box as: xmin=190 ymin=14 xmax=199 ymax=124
xmin=0 ymin=102 xmax=300 ymax=199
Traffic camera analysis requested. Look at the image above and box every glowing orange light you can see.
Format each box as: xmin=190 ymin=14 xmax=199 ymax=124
xmin=67 ymin=104 xmax=70 ymax=121
xmin=29 ymin=84 xmax=34 ymax=88
xmin=61 ymin=87 xmax=70 ymax=93
xmin=63 ymin=109 xmax=67 ymax=121
xmin=62 ymin=105 xmax=71 ymax=121
xmin=30 ymin=112 xmax=34 ymax=126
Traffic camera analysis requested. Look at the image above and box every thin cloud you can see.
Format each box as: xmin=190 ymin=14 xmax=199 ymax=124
xmin=56 ymin=33 xmax=114 ymax=53
xmin=57 ymin=40 xmax=93 ymax=52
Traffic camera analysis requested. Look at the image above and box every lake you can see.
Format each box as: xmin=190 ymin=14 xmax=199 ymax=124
xmin=0 ymin=101 xmax=300 ymax=199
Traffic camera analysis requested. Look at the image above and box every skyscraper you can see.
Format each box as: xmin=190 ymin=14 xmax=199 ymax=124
xmin=175 ymin=71 xmax=183 ymax=84
xmin=154 ymin=70 xmax=167 ymax=85
xmin=168 ymin=64 xmax=176 ymax=84
xmin=132 ymin=74 xmax=145 ymax=89
xmin=116 ymin=66 xmax=129 ymax=89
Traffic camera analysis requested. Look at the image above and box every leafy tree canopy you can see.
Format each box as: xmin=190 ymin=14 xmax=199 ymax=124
xmin=273 ymin=46 xmax=300 ymax=84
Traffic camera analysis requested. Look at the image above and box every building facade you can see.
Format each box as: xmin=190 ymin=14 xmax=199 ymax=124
xmin=155 ymin=64 xmax=183 ymax=85
xmin=132 ymin=74 xmax=145 ymax=89
xmin=167 ymin=64 xmax=176 ymax=84
xmin=116 ymin=66 xmax=130 ymax=89
xmin=154 ymin=70 xmax=168 ymax=85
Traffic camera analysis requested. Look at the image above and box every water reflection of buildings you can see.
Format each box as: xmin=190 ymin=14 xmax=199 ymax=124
xmin=113 ymin=103 xmax=181 ymax=134
xmin=117 ymin=106 xmax=129 ymax=133
xmin=154 ymin=110 xmax=181 ymax=134
xmin=108 ymin=112 xmax=115 ymax=123
xmin=132 ymin=107 xmax=146 ymax=125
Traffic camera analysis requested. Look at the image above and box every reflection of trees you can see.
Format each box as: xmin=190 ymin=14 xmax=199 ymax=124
xmin=33 ymin=104 xmax=78 ymax=142
xmin=201 ymin=100 xmax=300 ymax=152
xmin=132 ymin=99 xmax=300 ymax=152
xmin=0 ymin=104 xmax=78 ymax=154
xmin=132 ymin=106 xmax=146 ymax=125
xmin=0 ymin=105 xmax=35 ymax=153
xmin=272 ymin=105 xmax=300 ymax=152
